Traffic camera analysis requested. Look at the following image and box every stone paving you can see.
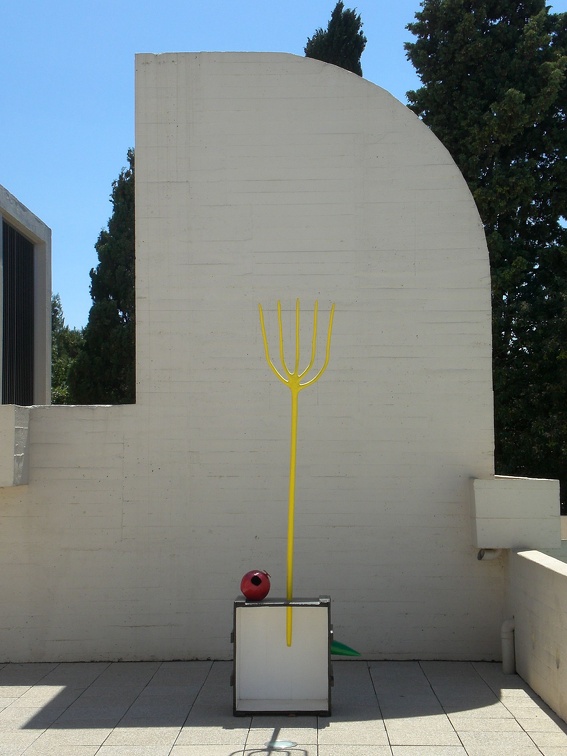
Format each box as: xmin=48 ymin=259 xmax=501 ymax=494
xmin=0 ymin=660 xmax=565 ymax=755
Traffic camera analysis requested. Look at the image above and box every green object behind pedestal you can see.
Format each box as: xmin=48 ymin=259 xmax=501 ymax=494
xmin=331 ymin=640 xmax=361 ymax=657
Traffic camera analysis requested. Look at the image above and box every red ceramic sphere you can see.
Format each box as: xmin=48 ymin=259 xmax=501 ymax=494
xmin=240 ymin=569 xmax=271 ymax=601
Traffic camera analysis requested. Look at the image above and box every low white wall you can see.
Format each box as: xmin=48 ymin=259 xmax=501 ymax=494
xmin=509 ymin=550 xmax=567 ymax=722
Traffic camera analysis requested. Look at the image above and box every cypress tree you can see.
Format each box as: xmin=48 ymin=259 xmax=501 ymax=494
xmin=51 ymin=294 xmax=84 ymax=404
xmin=305 ymin=1 xmax=367 ymax=76
xmin=406 ymin=1 xmax=567 ymax=507
xmin=69 ymin=150 xmax=135 ymax=404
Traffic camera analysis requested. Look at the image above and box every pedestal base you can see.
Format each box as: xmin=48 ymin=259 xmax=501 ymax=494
xmin=232 ymin=596 xmax=332 ymax=716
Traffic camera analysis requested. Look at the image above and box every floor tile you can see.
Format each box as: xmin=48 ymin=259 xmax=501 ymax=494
xmin=97 ymin=748 xmax=172 ymax=756
xmin=458 ymin=729 xmax=542 ymax=755
xmin=24 ymin=745 xmax=99 ymax=756
xmin=448 ymin=713 xmax=523 ymax=732
xmin=175 ymin=721 xmax=250 ymax=746
xmin=103 ymin=726 xmax=182 ymax=746
xmin=514 ymin=711 xmax=567 ymax=732
xmin=0 ymin=731 xmax=42 ymax=747
xmin=0 ymin=705 xmax=58 ymax=729
xmin=530 ymin=730 xmax=567 ymax=747
xmin=444 ymin=701 xmax=514 ymax=718
xmin=0 ymin=745 xmax=43 ymax=756
xmin=171 ymin=748 xmax=245 ymax=756
xmin=0 ymin=687 xmax=34 ymax=698
xmin=245 ymin=715 xmax=318 ymax=746
xmin=317 ymin=717 xmax=389 ymax=745
xmin=30 ymin=727 xmax=112 ymax=746
xmin=391 ymin=748 xmax=466 ymax=755
xmin=384 ymin=724 xmax=462 ymax=747
xmin=0 ymin=664 xmax=58 ymax=686
xmin=318 ymin=748 xmax=393 ymax=756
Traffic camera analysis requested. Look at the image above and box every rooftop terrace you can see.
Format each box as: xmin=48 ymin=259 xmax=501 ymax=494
xmin=1 ymin=659 xmax=566 ymax=755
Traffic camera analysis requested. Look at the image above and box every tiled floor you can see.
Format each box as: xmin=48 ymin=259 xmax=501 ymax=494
xmin=0 ymin=660 xmax=565 ymax=755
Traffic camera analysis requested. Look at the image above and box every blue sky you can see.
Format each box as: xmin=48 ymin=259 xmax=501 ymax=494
xmin=2 ymin=1 xmax=566 ymax=329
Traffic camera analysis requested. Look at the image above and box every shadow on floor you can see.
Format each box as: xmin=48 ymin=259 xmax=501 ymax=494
xmin=0 ymin=659 xmax=564 ymax=737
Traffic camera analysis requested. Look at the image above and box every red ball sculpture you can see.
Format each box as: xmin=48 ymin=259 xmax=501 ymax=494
xmin=240 ymin=569 xmax=271 ymax=601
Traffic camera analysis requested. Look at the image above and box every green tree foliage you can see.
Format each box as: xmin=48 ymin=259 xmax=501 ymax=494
xmin=69 ymin=149 xmax=135 ymax=404
xmin=305 ymin=1 xmax=367 ymax=76
xmin=51 ymin=294 xmax=84 ymax=404
xmin=405 ymin=1 xmax=567 ymax=507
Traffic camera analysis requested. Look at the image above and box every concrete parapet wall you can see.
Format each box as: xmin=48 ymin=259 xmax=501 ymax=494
xmin=509 ymin=549 xmax=567 ymax=721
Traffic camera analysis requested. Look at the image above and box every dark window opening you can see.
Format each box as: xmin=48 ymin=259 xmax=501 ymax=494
xmin=2 ymin=220 xmax=34 ymax=405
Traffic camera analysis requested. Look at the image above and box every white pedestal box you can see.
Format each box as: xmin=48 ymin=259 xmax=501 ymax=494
xmin=232 ymin=596 xmax=332 ymax=716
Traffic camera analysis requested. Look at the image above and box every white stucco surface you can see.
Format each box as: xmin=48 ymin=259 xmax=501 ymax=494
xmin=0 ymin=53 xmax=505 ymax=661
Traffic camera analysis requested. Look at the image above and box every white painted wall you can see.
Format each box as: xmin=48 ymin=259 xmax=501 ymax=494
xmin=0 ymin=53 xmax=506 ymax=661
xmin=509 ymin=550 xmax=567 ymax=722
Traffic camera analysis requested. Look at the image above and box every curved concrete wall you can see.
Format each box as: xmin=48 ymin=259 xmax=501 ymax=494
xmin=0 ymin=54 xmax=502 ymax=661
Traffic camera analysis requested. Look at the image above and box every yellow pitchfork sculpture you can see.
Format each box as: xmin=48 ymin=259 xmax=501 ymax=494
xmin=258 ymin=299 xmax=335 ymax=646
